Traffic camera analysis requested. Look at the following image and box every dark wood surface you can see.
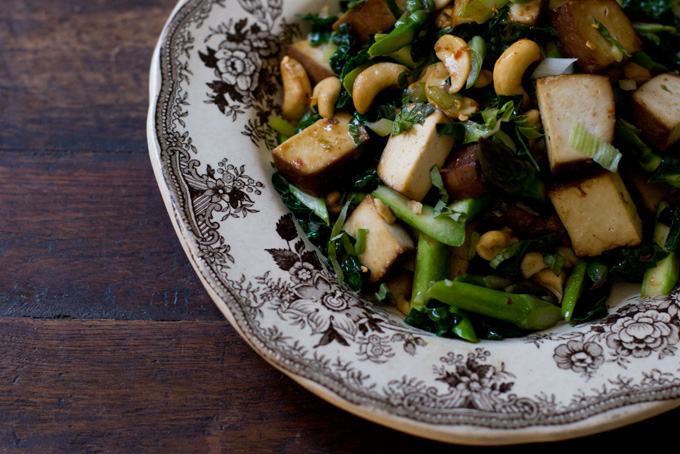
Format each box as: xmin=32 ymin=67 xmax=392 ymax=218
xmin=2 ymin=1 xmax=679 ymax=452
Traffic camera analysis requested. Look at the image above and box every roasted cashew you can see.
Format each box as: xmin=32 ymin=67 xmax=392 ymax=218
xmin=434 ymin=34 xmax=471 ymax=94
xmin=311 ymin=76 xmax=341 ymax=119
xmin=472 ymin=69 xmax=493 ymax=89
xmin=435 ymin=6 xmax=454 ymax=29
xmin=425 ymin=62 xmax=479 ymax=120
xmin=433 ymin=0 xmax=451 ymax=10
xmin=475 ymin=230 xmax=517 ymax=261
xmin=532 ymin=269 xmax=567 ymax=301
xmin=280 ymin=56 xmax=312 ymax=122
xmin=493 ymin=39 xmax=541 ymax=108
xmin=520 ymin=251 xmax=547 ymax=279
xmin=352 ymin=62 xmax=409 ymax=114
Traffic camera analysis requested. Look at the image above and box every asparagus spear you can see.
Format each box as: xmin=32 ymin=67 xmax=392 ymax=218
xmin=428 ymin=279 xmax=564 ymax=331
xmin=561 ymin=259 xmax=588 ymax=321
xmin=642 ymin=200 xmax=680 ymax=297
xmin=372 ymin=185 xmax=466 ymax=246
xmin=410 ymin=233 xmax=477 ymax=342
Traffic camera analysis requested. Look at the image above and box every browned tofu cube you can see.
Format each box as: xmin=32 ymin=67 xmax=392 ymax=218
xmin=536 ymin=74 xmax=615 ymax=173
xmin=377 ymin=108 xmax=455 ymax=201
xmin=272 ymin=112 xmax=367 ymax=196
xmin=551 ymin=0 xmax=642 ymax=73
xmin=332 ymin=0 xmax=397 ymax=42
xmin=548 ymin=171 xmax=643 ymax=257
xmin=439 ymin=143 xmax=487 ymax=200
xmin=288 ymin=40 xmax=335 ymax=85
xmin=630 ymin=73 xmax=680 ymax=152
xmin=343 ymin=195 xmax=414 ymax=282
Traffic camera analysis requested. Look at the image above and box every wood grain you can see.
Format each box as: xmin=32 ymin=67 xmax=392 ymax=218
xmin=1 ymin=0 xmax=679 ymax=451
xmin=0 ymin=149 xmax=221 ymax=321
xmin=0 ymin=0 xmax=169 ymax=153
xmin=0 ymin=317 xmax=678 ymax=453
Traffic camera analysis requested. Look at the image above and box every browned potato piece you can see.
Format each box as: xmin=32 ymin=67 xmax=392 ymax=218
xmin=630 ymin=73 xmax=680 ymax=152
xmin=343 ymin=195 xmax=415 ymax=283
xmin=272 ymin=112 xmax=367 ymax=196
xmin=439 ymin=143 xmax=487 ymax=200
xmin=551 ymin=0 xmax=642 ymax=73
xmin=548 ymin=171 xmax=643 ymax=257
xmin=288 ymin=40 xmax=335 ymax=85
xmin=332 ymin=0 xmax=397 ymax=42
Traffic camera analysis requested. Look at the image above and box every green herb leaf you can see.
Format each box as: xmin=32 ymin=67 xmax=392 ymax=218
xmin=391 ymin=103 xmax=436 ymax=135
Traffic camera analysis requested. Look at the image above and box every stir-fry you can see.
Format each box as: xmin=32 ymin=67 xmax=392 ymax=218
xmin=268 ymin=0 xmax=680 ymax=341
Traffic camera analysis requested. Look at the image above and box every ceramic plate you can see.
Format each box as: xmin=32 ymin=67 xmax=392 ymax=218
xmin=147 ymin=0 xmax=680 ymax=445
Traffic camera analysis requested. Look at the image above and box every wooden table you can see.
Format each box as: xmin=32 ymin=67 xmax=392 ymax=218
xmin=2 ymin=0 xmax=679 ymax=451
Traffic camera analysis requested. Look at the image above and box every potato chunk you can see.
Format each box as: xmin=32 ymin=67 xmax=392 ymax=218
xmin=272 ymin=112 xmax=366 ymax=196
xmin=377 ymin=108 xmax=455 ymax=201
xmin=551 ymin=0 xmax=641 ymax=73
xmin=343 ymin=195 xmax=414 ymax=282
xmin=332 ymin=0 xmax=397 ymax=42
xmin=548 ymin=171 xmax=643 ymax=257
xmin=287 ymin=40 xmax=335 ymax=85
xmin=630 ymin=73 xmax=680 ymax=152
xmin=536 ymin=74 xmax=615 ymax=174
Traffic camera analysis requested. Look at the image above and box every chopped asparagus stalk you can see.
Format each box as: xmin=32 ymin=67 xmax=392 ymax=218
xmin=409 ymin=233 xmax=478 ymax=342
xmin=642 ymin=200 xmax=680 ymax=297
xmin=428 ymin=279 xmax=564 ymax=331
xmin=371 ymin=185 xmax=466 ymax=246
xmin=562 ymin=259 xmax=588 ymax=321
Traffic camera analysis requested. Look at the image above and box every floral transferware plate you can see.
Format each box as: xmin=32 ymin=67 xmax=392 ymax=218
xmin=147 ymin=0 xmax=680 ymax=445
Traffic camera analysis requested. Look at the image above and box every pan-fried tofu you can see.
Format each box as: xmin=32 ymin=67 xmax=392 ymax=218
xmin=272 ymin=112 xmax=367 ymax=196
xmin=332 ymin=0 xmax=397 ymax=42
xmin=536 ymin=74 xmax=615 ymax=173
xmin=287 ymin=40 xmax=335 ymax=85
xmin=377 ymin=108 xmax=455 ymax=201
xmin=551 ymin=0 xmax=641 ymax=73
xmin=548 ymin=171 xmax=643 ymax=257
xmin=630 ymin=73 xmax=680 ymax=152
xmin=343 ymin=195 xmax=414 ymax=282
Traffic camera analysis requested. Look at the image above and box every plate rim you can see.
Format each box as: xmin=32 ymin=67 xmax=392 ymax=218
xmin=146 ymin=0 xmax=680 ymax=445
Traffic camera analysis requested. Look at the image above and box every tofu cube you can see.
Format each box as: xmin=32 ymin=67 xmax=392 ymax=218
xmin=332 ymin=0 xmax=397 ymax=42
xmin=287 ymin=40 xmax=335 ymax=85
xmin=630 ymin=73 xmax=680 ymax=151
xmin=377 ymin=108 xmax=455 ymax=201
xmin=548 ymin=171 xmax=643 ymax=257
xmin=272 ymin=112 xmax=366 ymax=196
xmin=551 ymin=0 xmax=642 ymax=73
xmin=343 ymin=195 xmax=414 ymax=282
xmin=536 ymin=74 xmax=615 ymax=173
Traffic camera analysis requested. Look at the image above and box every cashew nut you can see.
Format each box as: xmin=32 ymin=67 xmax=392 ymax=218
xmin=520 ymin=251 xmax=547 ymax=279
xmin=311 ymin=76 xmax=341 ymax=119
xmin=557 ymin=246 xmax=578 ymax=268
xmin=532 ymin=268 xmax=567 ymax=301
xmin=472 ymin=69 xmax=493 ymax=89
xmin=524 ymin=108 xmax=541 ymax=127
xmin=435 ymin=6 xmax=454 ymax=29
xmin=280 ymin=56 xmax=312 ymax=122
xmin=475 ymin=230 xmax=518 ymax=261
xmin=493 ymin=39 xmax=541 ymax=108
xmin=434 ymin=35 xmax=471 ymax=94
xmin=433 ymin=0 xmax=451 ymax=9
xmin=425 ymin=62 xmax=479 ymax=120
xmin=353 ymin=62 xmax=409 ymax=114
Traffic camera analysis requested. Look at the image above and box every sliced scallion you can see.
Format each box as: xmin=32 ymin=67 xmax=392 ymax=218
xmin=288 ymin=184 xmax=330 ymax=225
xmin=568 ymin=120 xmax=622 ymax=172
